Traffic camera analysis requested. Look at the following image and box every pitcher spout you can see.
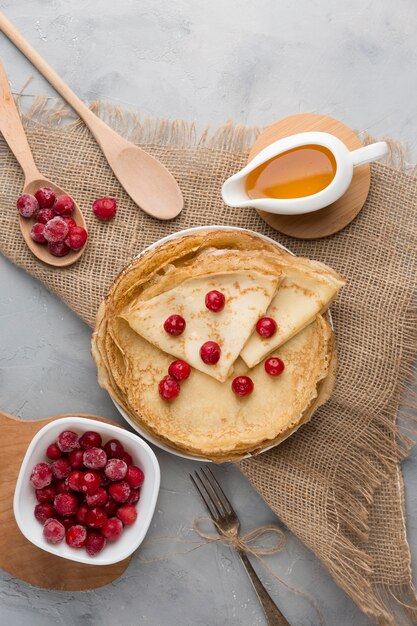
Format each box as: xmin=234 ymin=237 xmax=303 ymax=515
xmin=221 ymin=170 xmax=253 ymax=208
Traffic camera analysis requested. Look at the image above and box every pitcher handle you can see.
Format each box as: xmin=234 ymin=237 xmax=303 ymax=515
xmin=350 ymin=141 xmax=389 ymax=167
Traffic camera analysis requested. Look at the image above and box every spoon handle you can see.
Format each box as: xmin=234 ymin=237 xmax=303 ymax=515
xmin=0 ymin=62 xmax=40 ymax=180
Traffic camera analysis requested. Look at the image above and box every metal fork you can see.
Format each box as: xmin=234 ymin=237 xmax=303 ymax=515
xmin=190 ymin=467 xmax=291 ymax=626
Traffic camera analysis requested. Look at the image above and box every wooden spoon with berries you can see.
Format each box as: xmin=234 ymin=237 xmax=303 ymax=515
xmin=0 ymin=63 xmax=88 ymax=267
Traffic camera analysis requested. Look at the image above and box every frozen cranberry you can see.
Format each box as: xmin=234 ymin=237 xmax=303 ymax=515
xmin=100 ymin=471 xmax=111 ymax=487
xmin=126 ymin=488 xmax=140 ymax=505
xmin=103 ymin=496 xmax=118 ymax=517
xmin=256 ymin=317 xmax=277 ymax=339
xmin=34 ymin=503 xmax=56 ymax=523
xmin=86 ymin=507 xmax=107 ymax=529
xmin=30 ymin=223 xmax=47 ymax=244
xmin=86 ymin=488 xmax=108 ymax=507
xmin=35 ymin=187 xmax=56 ymax=208
xmin=44 ymin=216 xmax=69 ymax=243
xmin=105 ymin=459 xmax=127 ymax=481
xmin=108 ymin=481 xmax=131 ymax=503
xmin=62 ymin=216 xmax=77 ymax=230
xmin=51 ymin=457 xmax=72 ymax=479
xmin=37 ymin=207 xmax=56 ymax=224
xmin=103 ymin=439 xmax=124 ymax=459
xmin=158 ymin=375 xmax=180 ymax=401
xmin=67 ymin=470 xmax=83 ymax=492
xmin=92 ymin=197 xmax=117 ymax=221
xmin=30 ymin=462 xmax=53 ymax=489
xmin=55 ymin=478 xmax=70 ymax=494
xmin=65 ymin=226 xmax=88 ymax=251
xmin=205 ymin=290 xmax=225 ymax=312
xmin=85 ymin=531 xmax=106 ymax=556
xmin=126 ymin=466 xmax=144 ymax=489
xmin=43 ymin=518 xmax=65 ymax=544
xmin=83 ymin=447 xmax=107 ymax=470
xmin=46 ymin=443 xmax=61 ymax=460
xmin=80 ymin=431 xmax=102 ymax=450
xmin=69 ymin=449 xmax=84 ymax=470
xmin=66 ymin=524 xmax=87 ymax=548
xmin=35 ymin=485 xmax=56 ymax=503
xmin=122 ymin=452 xmax=133 ymax=466
xmin=163 ymin=314 xmax=186 ymax=336
xmin=76 ymin=504 xmax=88 ymax=525
xmin=168 ymin=360 xmax=191 ymax=381
xmin=102 ymin=517 xmax=123 ymax=541
xmin=57 ymin=430 xmax=79 ymax=453
xmin=16 ymin=193 xmax=39 ymax=218
xmin=117 ymin=504 xmax=138 ymax=526
xmin=47 ymin=240 xmax=70 ymax=257
xmin=264 ymin=357 xmax=285 ymax=377
xmin=61 ymin=516 xmax=76 ymax=531
xmin=231 ymin=376 xmax=254 ymax=397
xmin=79 ymin=471 xmax=101 ymax=495
xmin=54 ymin=194 xmax=74 ymax=216
xmin=200 ymin=341 xmax=221 ymax=365
xmin=54 ymin=493 xmax=78 ymax=517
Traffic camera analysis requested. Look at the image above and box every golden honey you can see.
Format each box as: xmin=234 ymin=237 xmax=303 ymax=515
xmin=245 ymin=144 xmax=337 ymax=200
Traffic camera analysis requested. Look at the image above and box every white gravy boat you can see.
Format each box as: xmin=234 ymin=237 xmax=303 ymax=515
xmin=221 ymin=131 xmax=388 ymax=215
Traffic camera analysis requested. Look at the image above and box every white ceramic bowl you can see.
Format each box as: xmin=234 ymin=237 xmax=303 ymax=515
xmin=13 ymin=416 xmax=160 ymax=565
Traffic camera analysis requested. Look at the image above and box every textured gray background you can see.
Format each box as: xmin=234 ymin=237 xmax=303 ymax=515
xmin=1 ymin=1 xmax=416 ymax=625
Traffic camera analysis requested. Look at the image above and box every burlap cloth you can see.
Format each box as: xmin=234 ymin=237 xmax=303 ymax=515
xmin=1 ymin=101 xmax=416 ymax=625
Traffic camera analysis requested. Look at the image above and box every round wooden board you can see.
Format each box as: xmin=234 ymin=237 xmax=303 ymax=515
xmin=0 ymin=411 xmax=131 ymax=591
xmin=249 ymin=113 xmax=371 ymax=239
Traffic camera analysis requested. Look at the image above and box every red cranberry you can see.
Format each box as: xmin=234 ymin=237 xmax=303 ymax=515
xmin=44 ymin=216 xmax=69 ymax=243
xmin=103 ymin=439 xmax=125 ymax=459
xmin=37 ymin=208 xmax=56 ymax=224
xmin=103 ymin=496 xmax=118 ymax=516
xmin=47 ymin=240 xmax=70 ymax=257
xmin=100 ymin=470 xmax=111 ymax=487
xmin=86 ymin=507 xmax=107 ymax=529
xmin=83 ymin=447 xmax=107 ymax=470
xmin=163 ymin=314 xmax=186 ymax=336
xmin=168 ymin=360 xmax=191 ymax=381
xmin=43 ymin=518 xmax=65 ymax=544
xmin=46 ymin=443 xmax=61 ymax=460
xmin=65 ymin=226 xmax=88 ymax=251
xmin=76 ymin=504 xmax=88 ymax=525
xmin=54 ymin=493 xmax=78 ymax=517
xmin=92 ymin=197 xmax=117 ymax=221
xmin=256 ymin=317 xmax=277 ymax=339
xmin=51 ymin=457 xmax=72 ymax=479
xmin=35 ymin=485 xmax=56 ymax=503
xmin=80 ymin=431 xmax=102 ymax=450
xmin=57 ymin=430 xmax=79 ymax=453
xmin=30 ymin=462 xmax=53 ymax=489
xmin=67 ymin=470 xmax=83 ymax=492
xmin=79 ymin=471 xmax=101 ymax=495
xmin=86 ymin=488 xmax=108 ymax=507
xmin=61 ymin=516 xmax=77 ymax=531
xmin=102 ymin=517 xmax=123 ymax=541
xmin=122 ymin=452 xmax=133 ymax=466
xmin=30 ymin=223 xmax=47 ymax=244
xmin=126 ymin=466 xmax=144 ymax=489
xmin=16 ymin=193 xmax=39 ymax=218
xmin=264 ymin=357 xmax=285 ymax=377
xmin=69 ymin=449 xmax=84 ymax=470
xmin=63 ymin=217 xmax=77 ymax=230
xmin=205 ymin=290 xmax=225 ymax=312
xmin=105 ymin=459 xmax=127 ymax=481
xmin=200 ymin=341 xmax=221 ymax=365
xmin=66 ymin=524 xmax=87 ymax=548
xmin=108 ymin=481 xmax=131 ymax=503
xmin=117 ymin=504 xmax=138 ymax=526
xmin=158 ymin=375 xmax=180 ymax=401
xmin=54 ymin=195 xmax=74 ymax=216
xmin=127 ymin=488 xmax=140 ymax=505
xmin=55 ymin=479 xmax=70 ymax=494
xmin=85 ymin=532 xmax=106 ymax=556
xmin=231 ymin=376 xmax=254 ymax=397
xmin=34 ymin=503 xmax=56 ymax=523
xmin=35 ymin=187 xmax=56 ymax=208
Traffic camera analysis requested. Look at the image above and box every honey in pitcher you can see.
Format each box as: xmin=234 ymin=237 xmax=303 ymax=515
xmin=245 ymin=144 xmax=337 ymax=200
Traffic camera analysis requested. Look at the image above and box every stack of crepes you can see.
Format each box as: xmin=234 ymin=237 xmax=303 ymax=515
xmin=92 ymin=229 xmax=345 ymax=462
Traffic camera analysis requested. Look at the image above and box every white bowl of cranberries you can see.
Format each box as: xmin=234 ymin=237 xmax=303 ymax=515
xmin=13 ymin=417 xmax=160 ymax=565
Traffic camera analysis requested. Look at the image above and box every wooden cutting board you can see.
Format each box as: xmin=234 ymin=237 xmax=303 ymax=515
xmin=0 ymin=410 xmax=131 ymax=590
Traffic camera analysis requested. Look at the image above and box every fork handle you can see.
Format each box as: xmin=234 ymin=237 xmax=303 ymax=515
xmin=237 ymin=549 xmax=291 ymax=626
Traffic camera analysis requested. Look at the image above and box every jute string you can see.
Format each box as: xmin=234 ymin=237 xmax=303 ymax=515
xmin=0 ymin=98 xmax=416 ymax=625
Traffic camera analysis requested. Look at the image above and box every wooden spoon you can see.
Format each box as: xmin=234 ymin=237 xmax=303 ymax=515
xmin=0 ymin=12 xmax=183 ymax=220
xmin=0 ymin=63 xmax=87 ymax=267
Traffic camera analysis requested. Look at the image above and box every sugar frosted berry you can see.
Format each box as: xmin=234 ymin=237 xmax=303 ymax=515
xmin=105 ymin=459 xmax=127 ymax=481
xmin=168 ymin=360 xmax=191 ymax=381
xmin=86 ymin=488 xmax=108 ymax=507
xmin=55 ymin=478 xmax=71 ymax=494
xmin=65 ymin=226 xmax=88 ymax=251
xmin=34 ymin=503 xmax=56 ymax=523
xmin=53 ymin=195 xmax=74 ymax=216
xmin=103 ymin=439 xmax=124 ymax=459
xmin=43 ymin=518 xmax=65 ymax=544
xmin=83 ymin=447 xmax=107 ymax=470
xmin=30 ymin=462 xmax=53 ymax=489
xmin=256 ymin=317 xmax=277 ymax=339
xmin=102 ymin=517 xmax=123 ymax=541
xmin=92 ymin=197 xmax=117 ymax=221
xmin=37 ymin=208 xmax=56 ymax=224
xmin=85 ymin=532 xmax=106 ymax=556
xmin=51 ymin=457 xmax=72 ymax=479
xmin=126 ymin=488 xmax=140 ymax=505
xmin=264 ymin=357 xmax=285 ymax=377
xmin=47 ymin=240 xmax=70 ymax=257
xmin=80 ymin=431 xmax=102 ymax=450
xmin=44 ymin=216 xmax=69 ymax=243
xmin=108 ymin=480 xmax=131 ymax=503
xmin=16 ymin=193 xmax=39 ymax=218
xmin=200 ymin=341 xmax=221 ymax=365
xmin=66 ymin=524 xmax=87 ymax=548
xmin=57 ymin=430 xmax=79 ymax=453
xmin=117 ymin=504 xmax=138 ymax=526
xmin=54 ymin=493 xmax=78 ymax=517
xmin=62 ymin=216 xmax=77 ymax=230
xmin=126 ymin=465 xmax=144 ymax=489
xmin=158 ymin=375 xmax=180 ymax=401
xmin=35 ymin=187 xmax=56 ymax=208
xmin=231 ymin=376 xmax=254 ymax=397
xmin=30 ymin=223 xmax=47 ymax=244
xmin=205 ymin=290 xmax=225 ymax=312
xmin=35 ymin=485 xmax=56 ymax=503
xmin=163 ymin=314 xmax=186 ymax=336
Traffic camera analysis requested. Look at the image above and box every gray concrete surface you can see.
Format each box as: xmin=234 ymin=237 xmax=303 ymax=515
xmin=1 ymin=1 xmax=416 ymax=625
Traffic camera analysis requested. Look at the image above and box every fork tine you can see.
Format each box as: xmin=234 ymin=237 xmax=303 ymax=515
xmin=200 ymin=467 xmax=229 ymax=516
xmin=190 ymin=472 xmax=220 ymax=521
xmin=205 ymin=467 xmax=235 ymax=515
